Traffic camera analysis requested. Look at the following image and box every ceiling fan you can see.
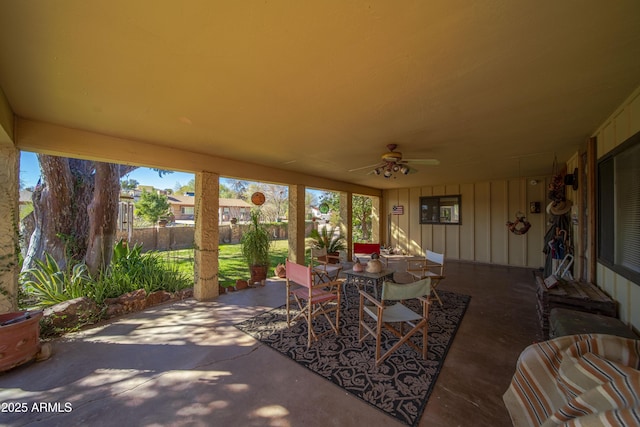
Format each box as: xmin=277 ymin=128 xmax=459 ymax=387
xmin=348 ymin=144 xmax=439 ymax=178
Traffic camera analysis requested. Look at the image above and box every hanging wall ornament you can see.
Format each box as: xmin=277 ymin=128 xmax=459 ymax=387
xmin=507 ymin=211 xmax=531 ymax=235
xmin=251 ymin=192 xmax=266 ymax=206
xmin=547 ymin=156 xmax=566 ymax=203
xmin=506 ymin=160 xmax=532 ymax=235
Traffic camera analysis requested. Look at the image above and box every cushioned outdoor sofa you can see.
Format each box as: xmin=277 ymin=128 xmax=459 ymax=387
xmin=504 ymin=334 xmax=640 ymax=426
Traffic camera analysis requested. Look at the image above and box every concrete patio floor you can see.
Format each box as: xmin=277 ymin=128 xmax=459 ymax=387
xmin=0 ymin=261 xmax=541 ymax=426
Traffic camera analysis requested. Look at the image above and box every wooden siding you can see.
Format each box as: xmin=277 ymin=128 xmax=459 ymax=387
xmin=383 ymin=176 xmax=548 ymax=269
xmin=593 ymin=84 xmax=640 ymax=332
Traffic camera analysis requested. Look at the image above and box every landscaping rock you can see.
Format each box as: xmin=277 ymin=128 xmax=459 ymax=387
xmin=104 ymin=289 xmax=147 ymax=315
xmin=105 ymin=303 xmax=125 ymax=318
xmin=43 ymin=297 xmax=98 ymax=330
xmin=118 ymin=289 xmax=147 ymax=313
xmin=146 ymin=290 xmax=172 ymax=307
xmin=175 ymin=288 xmax=193 ymax=299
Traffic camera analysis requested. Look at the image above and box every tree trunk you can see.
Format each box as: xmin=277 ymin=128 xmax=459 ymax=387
xmin=22 ymin=155 xmax=146 ymax=275
xmin=85 ymin=163 xmax=120 ymax=276
xmin=23 ymin=155 xmax=78 ymax=271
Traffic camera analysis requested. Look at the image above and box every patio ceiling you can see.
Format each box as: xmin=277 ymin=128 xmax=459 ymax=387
xmin=1 ymin=1 xmax=640 ymax=189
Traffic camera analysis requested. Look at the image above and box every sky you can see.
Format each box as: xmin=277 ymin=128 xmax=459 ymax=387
xmin=20 ymin=151 xmax=195 ymax=190
xmin=19 ymin=151 xmax=323 ymax=199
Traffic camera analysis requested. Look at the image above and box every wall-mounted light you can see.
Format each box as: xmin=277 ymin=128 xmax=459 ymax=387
xmin=564 ymin=168 xmax=579 ymax=190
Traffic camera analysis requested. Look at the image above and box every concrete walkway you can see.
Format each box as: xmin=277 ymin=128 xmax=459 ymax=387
xmin=1 ymin=280 xmax=396 ymax=427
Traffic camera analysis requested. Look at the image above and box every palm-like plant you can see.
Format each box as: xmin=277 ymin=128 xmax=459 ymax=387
xmin=309 ymin=225 xmax=346 ymax=253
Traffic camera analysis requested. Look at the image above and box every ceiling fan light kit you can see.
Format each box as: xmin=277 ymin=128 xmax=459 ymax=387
xmin=349 ymin=143 xmax=439 ymax=179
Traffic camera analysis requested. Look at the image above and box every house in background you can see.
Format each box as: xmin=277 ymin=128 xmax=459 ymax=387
xmin=167 ymin=194 xmax=196 ymax=223
xmin=167 ymin=194 xmax=251 ymax=224
xmin=218 ymin=198 xmax=252 ymax=223
xmin=309 ymin=205 xmax=331 ymax=223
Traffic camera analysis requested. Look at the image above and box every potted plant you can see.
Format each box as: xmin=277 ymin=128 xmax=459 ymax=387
xmin=240 ymin=210 xmax=272 ymax=286
xmin=0 ymin=205 xmax=48 ymax=372
xmin=0 ymin=310 xmax=46 ymax=372
xmin=309 ymin=225 xmax=346 ymax=263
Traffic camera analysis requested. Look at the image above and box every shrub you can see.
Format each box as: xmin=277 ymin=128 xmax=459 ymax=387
xmin=21 ymin=241 xmax=193 ymax=307
xmin=20 ymin=253 xmax=90 ymax=307
xmin=90 ymin=240 xmax=191 ymax=304
xmin=134 ymin=191 xmax=171 ymax=224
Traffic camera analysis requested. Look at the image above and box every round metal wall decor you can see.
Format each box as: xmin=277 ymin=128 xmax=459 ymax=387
xmin=251 ymin=192 xmax=266 ymax=206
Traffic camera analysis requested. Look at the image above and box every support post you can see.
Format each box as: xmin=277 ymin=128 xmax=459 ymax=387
xmin=371 ymin=196 xmax=381 ymax=245
xmin=0 ymin=144 xmax=19 ymax=313
xmin=288 ymin=184 xmax=306 ymax=264
xmin=340 ymin=191 xmax=352 ymax=261
xmin=193 ymin=172 xmax=219 ymax=300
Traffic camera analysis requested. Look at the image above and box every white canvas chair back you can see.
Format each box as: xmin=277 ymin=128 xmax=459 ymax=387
xmin=425 ymin=250 xmax=444 ymax=275
xmin=381 ymin=277 xmax=431 ymax=301
xmin=407 ymin=250 xmax=445 ymax=306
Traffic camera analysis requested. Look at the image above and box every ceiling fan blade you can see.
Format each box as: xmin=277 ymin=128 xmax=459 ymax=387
xmin=348 ymin=163 xmax=381 ymax=172
xmin=406 ymin=166 xmax=419 ymax=174
xmin=403 ymin=158 xmax=440 ymax=165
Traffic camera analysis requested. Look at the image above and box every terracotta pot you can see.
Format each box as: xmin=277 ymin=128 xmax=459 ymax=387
xmin=274 ymin=263 xmax=286 ymax=278
xmin=249 ymin=265 xmax=268 ymax=285
xmin=0 ymin=311 xmax=43 ymax=372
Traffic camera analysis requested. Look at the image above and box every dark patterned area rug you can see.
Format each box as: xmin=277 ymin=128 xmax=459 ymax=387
xmin=235 ymin=287 xmax=470 ymax=427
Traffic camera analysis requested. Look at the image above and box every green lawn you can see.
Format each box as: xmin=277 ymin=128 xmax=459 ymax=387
xmin=159 ymin=240 xmax=293 ymax=287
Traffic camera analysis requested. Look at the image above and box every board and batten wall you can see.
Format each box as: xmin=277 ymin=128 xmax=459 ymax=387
xmin=592 ymin=85 xmax=640 ymax=331
xmin=382 ymin=176 xmax=551 ymax=269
